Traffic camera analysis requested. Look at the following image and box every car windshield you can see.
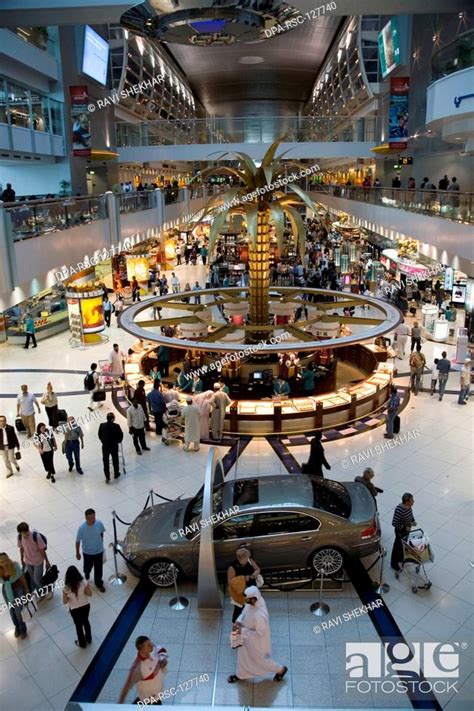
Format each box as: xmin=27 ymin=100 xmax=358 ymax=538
xmin=311 ymin=479 xmax=352 ymax=519
xmin=233 ymin=478 xmax=259 ymax=506
xmin=183 ymin=484 xmax=224 ymax=535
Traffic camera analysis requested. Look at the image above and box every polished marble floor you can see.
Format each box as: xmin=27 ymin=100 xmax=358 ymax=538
xmin=0 ymin=264 xmax=472 ymax=710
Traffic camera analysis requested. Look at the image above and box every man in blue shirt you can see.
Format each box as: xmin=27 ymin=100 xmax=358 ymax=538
xmin=23 ymin=315 xmax=37 ymax=349
xmin=273 ymin=377 xmax=290 ymax=396
xmin=301 ymin=366 xmax=315 ymax=395
xmin=76 ymin=508 xmax=106 ymax=592
xmin=147 ymin=380 xmax=166 ymax=435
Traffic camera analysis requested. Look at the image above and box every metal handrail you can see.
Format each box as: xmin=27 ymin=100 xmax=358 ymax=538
xmin=311 ymin=185 xmax=473 ymax=224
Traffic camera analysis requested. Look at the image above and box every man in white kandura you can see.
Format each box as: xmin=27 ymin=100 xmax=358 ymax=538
xmin=109 ymin=343 xmax=126 ymax=384
xmin=394 ymin=319 xmax=409 ymax=358
xmin=182 ymin=395 xmax=200 ymax=451
xmin=228 ymin=586 xmax=288 ymax=684
xmin=210 ymin=383 xmax=231 ymax=441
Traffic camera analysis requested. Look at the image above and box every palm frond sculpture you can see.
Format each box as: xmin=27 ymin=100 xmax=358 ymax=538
xmin=190 ymin=139 xmax=324 ymax=341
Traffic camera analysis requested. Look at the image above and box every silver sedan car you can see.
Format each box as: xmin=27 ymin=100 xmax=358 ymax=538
xmin=123 ymin=474 xmax=380 ymax=586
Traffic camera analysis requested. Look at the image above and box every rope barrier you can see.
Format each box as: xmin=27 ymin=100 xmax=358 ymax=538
xmin=151 ymin=489 xmax=174 ymax=502
xmin=114 ymin=512 xmax=133 ymax=527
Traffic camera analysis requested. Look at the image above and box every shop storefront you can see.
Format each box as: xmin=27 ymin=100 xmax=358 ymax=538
xmin=3 ymin=286 xmax=69 ymax=345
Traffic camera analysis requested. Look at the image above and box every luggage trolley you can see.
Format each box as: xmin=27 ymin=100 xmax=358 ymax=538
xmin=395 ymin=528 xmax=433 ymax=593
xmin=161 ymin=400 xmax=184 ymax=446
xmin=98 ymin=360 xmax=116 ymax=389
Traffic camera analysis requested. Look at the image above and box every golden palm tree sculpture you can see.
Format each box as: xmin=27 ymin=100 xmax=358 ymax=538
xmin=190 ymin=139 xmax=323 ymax=342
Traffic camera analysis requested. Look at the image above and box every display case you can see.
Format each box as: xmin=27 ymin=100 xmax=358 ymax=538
xmin=123 ymin=343 xmax=393 ymax=436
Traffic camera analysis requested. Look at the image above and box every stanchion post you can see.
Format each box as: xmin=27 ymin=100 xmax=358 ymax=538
xmin=375 ymin=545 xmax=390 ymax=594
xmin=310 ymin=566 xmax=330 ymax=617
xmin=168 ymin=563 xmax=189 ymax=610
xmin=108 ymin=511 xmax=127 ymax=586
xmin=150 ymin=489 xmax=154 ymax=507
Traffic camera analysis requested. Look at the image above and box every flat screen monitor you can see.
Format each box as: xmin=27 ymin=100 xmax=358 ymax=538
xmin=82 ymin=26 xmax=109 ymax=86
xmin=252 ymin=372 xmax=263 ymax=381
xmin=452 ymin=284 xmax=466 ymax=305
xmin=378 ymin=18 xmax=401 ymax=78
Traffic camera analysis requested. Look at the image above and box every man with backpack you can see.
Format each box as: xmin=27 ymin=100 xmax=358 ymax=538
xmin=85 ymin=363 xmax=102 ymax=411
xmin=409 ymin=344 xmax=426 ymax=396
xmin=17 ymin=522 xmax=50 ymax=596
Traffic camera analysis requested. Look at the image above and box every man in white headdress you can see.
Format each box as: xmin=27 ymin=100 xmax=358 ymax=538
xmin=228 ymin=586 xmax=288 ymax=684
xmin=194 ymin=390 xmax=214 ymax=440
xmin=182 ymin=395 xmax=200 ymax=451
xmin=210 ymin=383 xmax=231 ymax=441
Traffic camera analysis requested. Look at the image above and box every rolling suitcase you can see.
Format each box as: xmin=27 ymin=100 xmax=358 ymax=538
xmin=393 ymin=415 xmax=401 ymax=434
xmin=56 ymin=409 xmax=67 ymax=424
xmin=15 ymin=417 xmax=26 ymax=433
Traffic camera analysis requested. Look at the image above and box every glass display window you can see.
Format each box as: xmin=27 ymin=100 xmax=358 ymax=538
xmin=8 ymin=82 xmax=31 ymax=128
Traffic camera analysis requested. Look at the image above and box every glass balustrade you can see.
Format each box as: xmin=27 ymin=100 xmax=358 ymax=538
xmin=431 ymin=30 xmax=474 ymax=81
xmin=116 ymin=116 xmax=379 ymax=146
xmin=7 ymin=196 xmax=107 ymax=241
xmin=119 ymin=191 xmax=155 ymax=214
xmin=311 ymin=185 xmax=473 ymax=224
xmin=3 ymin=181 xmax=472 ymax=244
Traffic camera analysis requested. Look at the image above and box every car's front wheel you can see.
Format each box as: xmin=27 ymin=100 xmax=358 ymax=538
xmin=145 ymin=559 xmax=180 ymax=587
xmin=310 ymin=548 xmax=344 ymax=576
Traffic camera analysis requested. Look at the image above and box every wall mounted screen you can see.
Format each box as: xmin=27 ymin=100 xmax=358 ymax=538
xmin=82 ymin=26 xmax=109 ymax=86
xmin=378 ymin=17 xmax=401 ymax=79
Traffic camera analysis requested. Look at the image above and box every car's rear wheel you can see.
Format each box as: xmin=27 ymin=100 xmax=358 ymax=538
xmin=311 ymin=548 xmax=344 ymax=576
xmin=145 ymin=559 xmax=180 ymax=587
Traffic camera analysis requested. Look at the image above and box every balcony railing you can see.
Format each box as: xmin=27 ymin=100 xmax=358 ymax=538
xmin=3 ymin=186 xmax=209 ymax=242
xmin=431 ymin=29 xmax=474 ymax=81
xmin=116 ymin=116 xmax=380 ymax=146
xmin=312 ymin=185 xmax=474 ymax=224
xmin=119 ymin=192 xmax=155 ymax=214
xmin=5 ymin=196 xmax=107 ymax=241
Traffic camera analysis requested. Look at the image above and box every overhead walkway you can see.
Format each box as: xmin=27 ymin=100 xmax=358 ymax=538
xmin=116 ymin=116 xmax=378 ymax=161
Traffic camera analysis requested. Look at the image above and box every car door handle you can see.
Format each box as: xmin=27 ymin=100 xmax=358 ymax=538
xmin=300 ymin=536 xmax=312 ymax=540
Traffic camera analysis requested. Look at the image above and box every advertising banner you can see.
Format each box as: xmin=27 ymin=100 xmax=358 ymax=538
xmin=81 ymin=295 xmax=104 ymax=333
xmin=388 ymin=77 xmax=409 ymax=150
xmin=126 ymin=255 xmax=150 ymax=282
xmin=70 ymin=86 xmax=91 ymax=156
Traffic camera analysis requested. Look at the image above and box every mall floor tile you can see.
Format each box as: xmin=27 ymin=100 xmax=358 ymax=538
xmin=0 ymin=303 xmax=472 ymax=710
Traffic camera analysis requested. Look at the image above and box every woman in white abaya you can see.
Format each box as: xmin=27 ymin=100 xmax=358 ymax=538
xmin=228 ymin=586 xmax=288 ymax=683
xmin=194 ymin=390 xmax=213 ymax=439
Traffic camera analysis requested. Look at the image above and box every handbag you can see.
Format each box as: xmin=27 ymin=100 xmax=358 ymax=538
xmin=15 ymin=451 xmax=21 ymax=461
xmin=230 ymin=629 xmax=243 ymax=649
